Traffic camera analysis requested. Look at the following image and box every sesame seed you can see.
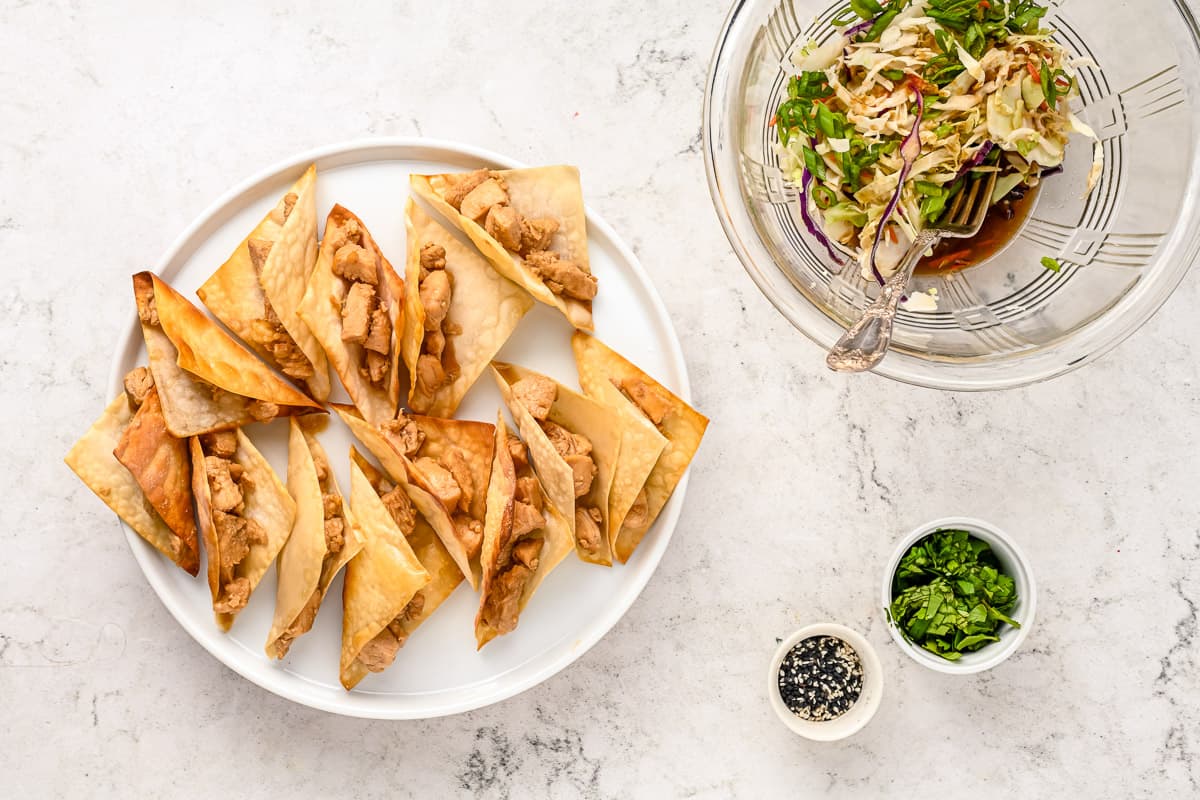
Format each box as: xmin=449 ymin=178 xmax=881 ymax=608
xmin=777 ymin=635 xmax=864 ymax=722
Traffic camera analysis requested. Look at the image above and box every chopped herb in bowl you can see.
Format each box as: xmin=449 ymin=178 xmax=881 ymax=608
xmin=887 ymin=529 xmax=1020 ymax=661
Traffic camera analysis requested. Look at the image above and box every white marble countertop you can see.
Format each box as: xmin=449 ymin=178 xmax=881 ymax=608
xmin=5 ymin=0 xmax=1199 ymax=796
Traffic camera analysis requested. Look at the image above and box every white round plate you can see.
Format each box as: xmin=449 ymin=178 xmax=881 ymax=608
xmin=107 ymin=138 xmax=693 ymax=719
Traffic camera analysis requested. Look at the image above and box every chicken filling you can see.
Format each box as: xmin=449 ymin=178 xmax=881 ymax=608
xmin=356 ymin=466 xmax=427 ymax=674
xmin=440 ymin=169 xmax=596 ymax=302
xmin=381 ymin=415 xmax=484 ymax=558
xmin=274 ymin=443 xmax=347 ymax=656
xmin=480 ymin=434 xmax=547 ymax=635
xmin=246 ymin=192 xmax=315 ymax=382
xmin=510 ymin=375 xmax=602 ymax=554
xmin=199 ymin=430 xmax=266 ymax=615
xmin=411 ymin=242 xmax=461 ymax=412
xmin=331 ymin=217 xmax=392 ymax=388
xmin=616 ymin=376 xmax=673 ymax=427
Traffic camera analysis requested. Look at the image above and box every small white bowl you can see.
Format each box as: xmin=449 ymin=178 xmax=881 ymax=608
xmin=767 ymin=623 xmax=883 ymax=741
xmin=881 ymin=516 xmax=1037 ymax=674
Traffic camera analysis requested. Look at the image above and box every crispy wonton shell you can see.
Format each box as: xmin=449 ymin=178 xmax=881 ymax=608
xmin=475 ymin=413 xmax=573 ymax=648
xmin=491 ymin=362 xmax=622 ymax=566
xmin=298 ymin=205 xmax=403 ymax=425
xmin=349 ymin=448 xmax=464 ymax=648
xmin=266 ymin=419 xmax=364 ymax=659
xmin=332 ymin=403 xmax=492 ymax=589
xmin=135 ymin=272 xmax=323 ymax=438
xmin=66 ymin=394 xmax=200 ymax=575
xmin=191 ymin=429 xmax=296 ymax=631
xmin=402 ymin=198 xmax=533 ymax=417
xmin=198 ymin=164 xmax=331 ymax=400
xmin=572 ymin=332 xmax=708 ymax=562
xmin=410 ymin=166 xmax=593 ymax=330
xmin=340 ymin=458 xmax=430 ymax=690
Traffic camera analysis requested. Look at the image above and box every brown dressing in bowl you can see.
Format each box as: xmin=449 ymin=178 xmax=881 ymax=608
xmin=917 ymin=183 xmax=1040 ymax=275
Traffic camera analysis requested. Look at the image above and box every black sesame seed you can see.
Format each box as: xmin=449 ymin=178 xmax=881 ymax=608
xmin=777 ymin=635 xmax=864 ymax=722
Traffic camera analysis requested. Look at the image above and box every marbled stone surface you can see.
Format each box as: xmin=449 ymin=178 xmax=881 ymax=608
xmin=4 ymin=1 xmax=1198 ymax=797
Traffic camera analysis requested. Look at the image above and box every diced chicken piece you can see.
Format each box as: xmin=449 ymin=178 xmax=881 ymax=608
xmin=441 ymin=169 xmax=491 ymax=210
xmin=539 ymin=421 xmax=592 ymax=458
xmin=269 ymin=334 xmax=315 ymax=380
xmin=123 ymin=366 xmax=154 ymax=409
xmin=206 ymin=456 xmax=244 ymax=513
xmin=415 ymin=354 xmax=447 ymax=398
xmin=214 ymin=576 xmax=253 ymax=615
xmin=511 ymin=375 xmax=557 ymax=421
xmin=201 ymin=430 xmax=239 ymax=459
xmin=512 ymin=500 xmax=546 ymax=538
xmin=565 ymin=454 xmax=597 ymax=498
xmin=332 ymin=243 xmax=378 ymax=285
xmin=365 ymin=351 xmax=389 ymax=385
xmin=274 ymin=588 xmax=320 ymax=656
xmin=460 ymin=179 xmax=509 ymax=222
xmin=480 ymin=564 xmax=531 ymax=635
xmin=420 ymin=270 xmax=451 ymax=331
xmin=423 ymin=328 xmax=446 ymax=358
xmin=324 ymin=517 xmax=345 ymax=554
xmin=399 ymin=591 xmax=426 ymax=623
xmin=247 ymin=238 xmax=273 ymax=271
xmin=137 ymin=292 xmax=159 ymax=327
xmin=623 ymin=488 xmax=650 ymax=532
xmin=520 ymin=218 xmax=560 ymax=254
xmin=380 ymin=486 xmax=416 ymax=535
xmin=485 ymin=205 xmax=524 ymax=251
xmin=381 ymin=416 xmax=425 ymax=456
xmin=525 ymin=250 xmax=597 ymax=301
xmin=440 ymin=448 xmax=474 ymax=514
xmin=357 ymin=627 xmax=401 ymax=673
xmin=213 ymin=512 xmax=265 ymax=583
xmin=511 ymin=536 xmax=543 ymax=570
xmin=248 ymin=400 xmax=279 ymax=422
xmin=364 ymin=308 xmax=391 ymax=355
xmin=514 ymin=476 xmax=542 ymax=510
xmin=331 ymin=217 xmax=363 ymax=250
xmin=282 ymin=192 xmax=298 ymax=221
xmin=619 ymin=377 xmax=672 ymax=425
xmin=341 ymin=282 xmax=376 ymax=345
xmin=453 ymin=514 xmax=484 ymax=558
xmin=420 ymin=242 xmax=446 ymax=274
xmin=506 ymin=434 xmax=529 ymax=471
xmin=322 ymin=493 xmax=341 ymax=519
xmin=574 ymin=507 xmax=603 ymax=554
xmin=416 ymin=457 xmax=462 ymax=511
xmin=311 ymin=447 xmax=330 ymax=483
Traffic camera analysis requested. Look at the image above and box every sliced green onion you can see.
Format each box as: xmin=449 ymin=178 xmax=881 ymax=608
xmin=831 ymin=6 xmax=860 ymax=26
xmin=935 ymin=123 xmax=955 ymax=138
xmin=812 ymin=185 xmax=837 ymax=209
xmin=1041 ymin=256 xmax=1062 ymax=272
xmin=881 ymin=68 xmax=906 ymax=82
xmin=802 ymin=146 xmax=827 ymax=182
xmin=816 ymin=104 xmax=839 ymax=138
xmin=850 ymin=0 xmax=883 ymax=19
xmin=914 ymin=180 xmax=945 ymax=197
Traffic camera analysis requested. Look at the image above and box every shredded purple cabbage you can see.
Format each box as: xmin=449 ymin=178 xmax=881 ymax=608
xmin=844 ymin=16 xmax=876 ymax=37
xmin=955 ymin=141 xmax=995 ymax=179
xmin=868 ymin=90 xmax=925 ymax=285
xmin=800 ymin=168 xmax=846 ymax=267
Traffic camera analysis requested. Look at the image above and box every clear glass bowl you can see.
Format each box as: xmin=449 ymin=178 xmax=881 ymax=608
xmin=704 ymin=0 xmax=1200 ymax=390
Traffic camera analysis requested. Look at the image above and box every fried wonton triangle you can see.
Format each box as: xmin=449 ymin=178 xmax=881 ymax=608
xmin=66 ymin=392 xmax=200 ymax=575
xmin=340 ymin=458 xmax=430 ymax=690
xmin=191 ymin=429 xmax=296 ymax=631
xmin=134 ymin=272 xmax=323 ymax=438
xmin=475 ymin=413 xmax=573 ymax=649
xmin=350 ymin=447 xmax=463 ymax=653
xmin=571 ymin=332 xmax=708 ymax=562
xmin=266 ymin=419 xmax=364 ymax=659
xmin=198 ymin=165 xmax=331 ymax=400
xmin=410 ymin=166 xmax=595 ymax=330
xmin=299 ymin=205 xmax=404 ymax=425
xmin=491 ymin=362 xmax=622 ymax=566
xmin=402 ymin=198 xmax=533 ymax=417
xmin=332 ymin=403 xmax=493 ymax=589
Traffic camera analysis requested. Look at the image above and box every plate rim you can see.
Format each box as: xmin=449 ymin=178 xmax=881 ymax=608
xmin=106 ymin=136 xmax=694 ymax=719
